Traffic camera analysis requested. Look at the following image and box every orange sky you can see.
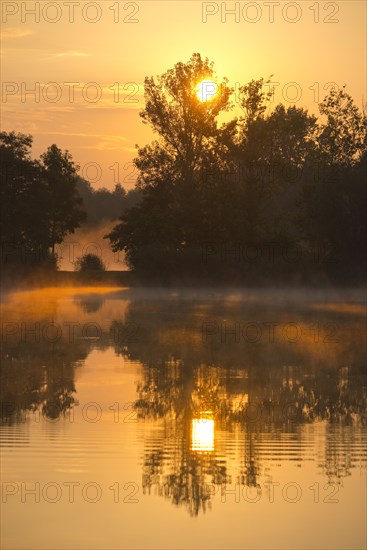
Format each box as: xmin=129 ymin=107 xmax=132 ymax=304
xmin=1 ymin=0 xmax=366 ymax=189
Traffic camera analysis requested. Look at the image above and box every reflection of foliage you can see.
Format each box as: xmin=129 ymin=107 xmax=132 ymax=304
xmin=111 ymin=293 xmax=366 ymax=515
xmin=39 ymin=364 xmax=78 ymax=420
xmin=142 ymin=417 xmax=229 ymax=517
xmin=133 ymin=356 xmax=232 ymax=515
xmin=112 ymin=294 xmax=366 ymax=429
xmin=74 ymin=292 xmax=105 ymax=313
xmin=0 ymin=338 xmax=86 ymax=423
xmin=139 ymin=375 xmax=229 ymax=516
xmin=0 ymin=304 xmax=112 ymax=423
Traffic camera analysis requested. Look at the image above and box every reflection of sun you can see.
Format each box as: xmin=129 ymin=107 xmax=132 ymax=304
xmin=191 ymin=417 xmax=215 ymax=451
xmin=196 ymin=80 xmax=217 ymax=102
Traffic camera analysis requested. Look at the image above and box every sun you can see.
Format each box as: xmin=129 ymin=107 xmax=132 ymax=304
xmin=196 ymin=80 xmax=218 ymax=102
xmin=191 ymin=417 xmax=215 ymax=452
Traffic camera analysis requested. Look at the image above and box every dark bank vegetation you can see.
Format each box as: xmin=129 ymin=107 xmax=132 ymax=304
xmin=1 ymin=53 xmax=366 ymax=285
xmin=107 ymin=54 xmax=367 ymax=284
xmin=0 ymin=133 xmax=140 ymax=278
xmin=74 ymin=252 xmax=106 ymax=273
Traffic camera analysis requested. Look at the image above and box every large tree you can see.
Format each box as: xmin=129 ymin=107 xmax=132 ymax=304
xmin=0 ymin=132 xmax=48 ymax=264
xmin=297 ymin=90 xmax=367 ymax=279
xmin=1 ymin=134 xmax=86 ymax=268
xmin=108 ymin=66 xmax=318 ymax=277
xmin=40 ymin=144 xmax=86 ymax=258
xmin=317 ymin=86 xmax=367 ymax=166
xmin=108 ymin=53 xmax=233 ymax=274
xmin=231 ymin=80 xmax=318 ymax=245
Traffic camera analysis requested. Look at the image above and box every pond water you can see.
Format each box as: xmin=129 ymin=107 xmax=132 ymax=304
xmin=1 ymin=286 xmax=366 ymax=549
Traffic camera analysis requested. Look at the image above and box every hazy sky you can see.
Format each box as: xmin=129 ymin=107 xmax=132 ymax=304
xmin=1 ymin=0 xmax=366 ymax=189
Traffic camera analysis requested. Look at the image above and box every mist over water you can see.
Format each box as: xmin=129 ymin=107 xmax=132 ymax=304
xmin=56 ymin=221 xmax=127 ymax=271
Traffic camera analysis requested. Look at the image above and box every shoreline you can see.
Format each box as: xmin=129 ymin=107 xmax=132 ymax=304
xmin=0 ymin=269 xmax=366 ymax=293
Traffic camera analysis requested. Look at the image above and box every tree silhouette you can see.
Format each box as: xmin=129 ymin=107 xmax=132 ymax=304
xmin=107 ymin=55 xmax=367 ymax=283
xmin=0 ymin=134 xmax=87 ymax=270
xmin=0 ymin=132 xmax=49 ymax=265
xmin=317 ymin=86 xmax=367 ymax=166
xmin=107 ymin=53 xmax=233 ymax=276
xmin=76 ymin=178 xmax=142 ymax=226
xmin=40 ymin=144 xmax=86 ymax=259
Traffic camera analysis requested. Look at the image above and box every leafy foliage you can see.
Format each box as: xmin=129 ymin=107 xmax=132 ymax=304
xmin=74 ymin=253 xmax=106 ymax=272
xmin=107 ymin=54 xmax=367 ymax=282
xmin=2 ymin=55 xmax=366 ymax=283
xmin=0 ymin=133 xmax=86 ymax=267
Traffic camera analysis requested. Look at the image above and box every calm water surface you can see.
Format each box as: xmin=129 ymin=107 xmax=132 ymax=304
xmin=1 ymin=286 xmax=366 ymax=549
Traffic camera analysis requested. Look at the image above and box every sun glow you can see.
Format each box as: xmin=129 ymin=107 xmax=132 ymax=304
xmin=196 ymin=80 xmax=217 ymax=102
xmin=191 ymin=417 xmax=215 ymax=452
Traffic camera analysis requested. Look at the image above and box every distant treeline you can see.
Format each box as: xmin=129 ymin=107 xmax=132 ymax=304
xmin=76 ymin=179 xmax=141 ymax=226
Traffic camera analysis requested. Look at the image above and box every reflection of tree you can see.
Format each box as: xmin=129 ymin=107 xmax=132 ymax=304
xmin=136 ymin=361 xmax=229 ymax=516
xmin=320 ymin=422 xmax=365 ymax=486
xmin=142 ymin=415 xmax=228 ymax=517
xmin=74 ymin=292 xmax=105 ymax=313
xmin=237 ymin=430 xmax=260 ymax=488
xmin=1 ymin=336 xmax=86 ymax=423
xmin=38 ymin=363 xmax=78 ymax=420
xmin=112 ymin=293 xmax=366 ymax=515
xmin=1 ymin=315 xmax=112 ymax=424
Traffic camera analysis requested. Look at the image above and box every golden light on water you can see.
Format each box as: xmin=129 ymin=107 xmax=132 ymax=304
xmin=195 ymin=80 xmax=217 ymax=102
xmin=191 ymin=417 xmax=215 ymax=452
